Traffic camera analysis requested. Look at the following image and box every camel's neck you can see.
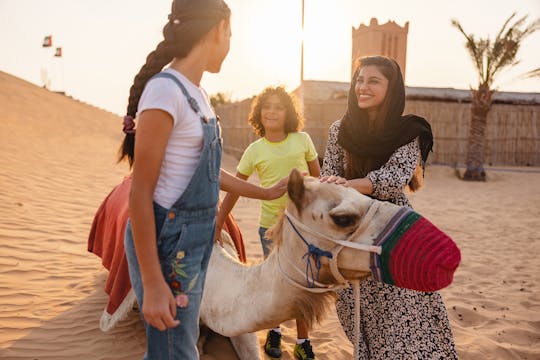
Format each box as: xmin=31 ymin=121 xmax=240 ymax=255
xmin=201 ymin=239 xmax=325 ymax=337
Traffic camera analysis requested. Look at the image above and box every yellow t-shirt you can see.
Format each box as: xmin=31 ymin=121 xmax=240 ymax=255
xmin=237 ymin=132 xmax=318 ymax=228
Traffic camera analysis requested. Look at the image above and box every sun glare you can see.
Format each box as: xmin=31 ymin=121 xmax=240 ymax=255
xmin=238 ymin=1 xmax=303 ymax=85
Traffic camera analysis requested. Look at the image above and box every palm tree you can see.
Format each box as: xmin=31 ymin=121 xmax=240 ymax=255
xmin=451 ymin=13 xmax=539 ymax=181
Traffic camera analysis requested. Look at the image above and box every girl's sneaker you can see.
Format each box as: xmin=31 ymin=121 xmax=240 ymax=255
xmin=264 ymin=329 xmax=282 ymax=358
xmin=293 ymin=339 xmax=315 ymax=360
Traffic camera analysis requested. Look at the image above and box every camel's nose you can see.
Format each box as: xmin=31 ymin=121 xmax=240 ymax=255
xmin=371 ymin=210 xmax=461 ymax=292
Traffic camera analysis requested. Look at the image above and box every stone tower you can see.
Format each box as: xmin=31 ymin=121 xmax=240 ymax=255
xmin=351 ymin=18 xmax=409 ymax=79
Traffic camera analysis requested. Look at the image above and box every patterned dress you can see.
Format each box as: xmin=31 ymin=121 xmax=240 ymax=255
xmin=322 ymin=120 xmax=458 ymax=360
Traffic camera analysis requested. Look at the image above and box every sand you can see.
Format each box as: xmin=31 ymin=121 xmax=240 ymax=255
xmin=0 ymin=70 xmax=539 ymax=359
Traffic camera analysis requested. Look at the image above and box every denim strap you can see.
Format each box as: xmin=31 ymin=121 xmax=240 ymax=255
xmin=151 ymin=72 xmax=207 ymax=122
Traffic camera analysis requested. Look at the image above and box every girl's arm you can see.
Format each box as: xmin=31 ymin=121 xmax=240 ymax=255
xmin=215 ymin=172 xmax=248 ymax=243
xmin=129 ymin=109 xmax=179 ymax=331
xmin=219 ymin=169 xmax=287 ymax=200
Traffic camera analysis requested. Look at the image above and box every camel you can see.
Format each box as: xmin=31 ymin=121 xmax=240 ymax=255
xmin=200 ymin=169 xmax=460 ymax=359
xmin=90 ymin=168 xmax=459 ymax=359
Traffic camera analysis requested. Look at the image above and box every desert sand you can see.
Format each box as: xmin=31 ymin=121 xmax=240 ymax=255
xmin=0 ymin=71 xmax=539 ymax=359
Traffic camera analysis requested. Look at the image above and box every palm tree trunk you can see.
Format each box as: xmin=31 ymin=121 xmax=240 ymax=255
xmin=463 ymin=85 xmax=493 ymax=181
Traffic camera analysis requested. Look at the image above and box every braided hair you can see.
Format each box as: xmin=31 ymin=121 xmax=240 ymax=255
xmin=118 ymin=0 xmax=231 ymax=166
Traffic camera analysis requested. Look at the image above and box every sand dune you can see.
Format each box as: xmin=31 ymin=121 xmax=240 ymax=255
xmin=0 ymin=71 xmax=539 ymax=359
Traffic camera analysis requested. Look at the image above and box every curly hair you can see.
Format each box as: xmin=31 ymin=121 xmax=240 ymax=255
xmin=247 ymin=86 xmax=304 ymax=137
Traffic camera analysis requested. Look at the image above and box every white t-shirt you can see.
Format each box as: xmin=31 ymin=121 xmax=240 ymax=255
xmin=137 ymin=68 xmax=216 ymax=209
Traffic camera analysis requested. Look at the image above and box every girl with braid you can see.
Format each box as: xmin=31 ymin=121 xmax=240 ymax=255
xmin=119 ymin=1 xmax=286 ymax=358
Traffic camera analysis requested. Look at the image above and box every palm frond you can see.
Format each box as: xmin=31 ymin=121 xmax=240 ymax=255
xmin=451 ymin=19 xmax=485 ymax=84
xmin=453 ymin=13 xmax=540 ymax=89
xmin=494 ymin=12 xmax=517 ymax=41
xmin=490 ymin=13 xmax=519 ymax=68
xmin=523 ymin=67 xmax=540 ymax=78
xmin=489 ymin=16 xmax=539 ymax=84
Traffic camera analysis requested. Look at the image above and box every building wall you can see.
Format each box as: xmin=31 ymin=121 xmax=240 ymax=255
xmin=351 ymin=18 xmax=409 ymax=79
xmin=217 ymin=99 xmax=540 ymax=167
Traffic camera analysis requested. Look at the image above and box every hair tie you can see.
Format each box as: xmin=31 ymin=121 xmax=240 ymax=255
xmin=123 ymin=115 xmax=136 ymax=135
xmin=168 ymin=13 xmax=181 ymax=25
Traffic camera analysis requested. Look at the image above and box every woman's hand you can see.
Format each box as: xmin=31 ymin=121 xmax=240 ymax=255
xmin=142 ymin=279 xmax=180 ymax=331
xmin=319 ymin=175 xmax=350 ymax=187
xmin=264 ymin=176 xmax=288 ymax=200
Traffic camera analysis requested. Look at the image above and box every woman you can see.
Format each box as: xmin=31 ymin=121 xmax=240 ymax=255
xmin=321 ymin=55 xmax=457 ymax=359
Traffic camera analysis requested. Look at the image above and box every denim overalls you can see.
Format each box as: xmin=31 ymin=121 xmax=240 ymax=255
xmin=124 ymin=72 xmax=222 ymax=360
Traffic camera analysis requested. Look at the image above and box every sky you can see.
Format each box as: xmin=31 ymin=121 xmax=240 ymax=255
xmin=0 ymin=0 xmax=539 ymax=115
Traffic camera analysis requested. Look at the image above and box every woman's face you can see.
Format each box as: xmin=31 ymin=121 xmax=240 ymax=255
xmin=354 ymin=65 xmax=389 ymax=110
xmin=261 ymin=94 xmax=287 ymax=133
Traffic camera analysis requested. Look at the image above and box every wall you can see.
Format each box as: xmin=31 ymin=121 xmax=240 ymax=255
xmin=217 ymin=98 xmax=540 ymax=167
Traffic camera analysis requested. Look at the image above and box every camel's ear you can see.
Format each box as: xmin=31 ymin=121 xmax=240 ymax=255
xmin=288 ymin=168 xmax=305 ymax=212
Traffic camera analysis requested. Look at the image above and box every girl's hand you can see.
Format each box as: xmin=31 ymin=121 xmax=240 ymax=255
xmin=265 ymin=176 xmax=288 ymax=200
xmin=214 ymin=224 xmax=224 ymax=246
xmin=142 ymin=280 xmax=180 ymax=331
xmin=319 ymin=175 xmax=350 ymax=187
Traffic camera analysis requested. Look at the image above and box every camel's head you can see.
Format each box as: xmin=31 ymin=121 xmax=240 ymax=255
xmin=274 ymin=169 xmax=461 ymax=293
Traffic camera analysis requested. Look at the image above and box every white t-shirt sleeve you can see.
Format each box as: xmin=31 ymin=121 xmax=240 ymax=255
xmin=137 ymin=78 xmax=182 ymax=127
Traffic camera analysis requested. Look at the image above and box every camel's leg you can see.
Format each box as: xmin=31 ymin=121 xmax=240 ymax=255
xmin=230 ymin=332 xmax=261 ymax=360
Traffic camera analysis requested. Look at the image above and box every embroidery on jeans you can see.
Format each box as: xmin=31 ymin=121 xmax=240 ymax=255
xmin=169 ymin=250 xmax=199 ymax=308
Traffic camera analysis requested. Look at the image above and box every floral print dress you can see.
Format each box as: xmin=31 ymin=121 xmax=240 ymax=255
xmin=322 ymin=120 xmax=458 ymax=360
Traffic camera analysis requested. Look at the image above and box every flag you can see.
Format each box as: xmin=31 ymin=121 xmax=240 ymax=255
xmin=42 ymin=35 xmax=52 ymax=47
xmin=54 ymin=47 xmax=62 ymax=57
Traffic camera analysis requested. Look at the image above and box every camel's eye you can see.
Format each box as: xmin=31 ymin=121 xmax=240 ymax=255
xmin=330 ymin=214 xmax=358 ymax=228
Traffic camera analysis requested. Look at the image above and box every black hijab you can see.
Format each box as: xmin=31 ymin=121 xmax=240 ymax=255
xmin=337 ymin=56 xmax=433 ymax=179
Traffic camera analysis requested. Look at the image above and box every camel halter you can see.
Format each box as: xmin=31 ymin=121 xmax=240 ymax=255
xmin=277 ymin=201 xmax=381 ymax=293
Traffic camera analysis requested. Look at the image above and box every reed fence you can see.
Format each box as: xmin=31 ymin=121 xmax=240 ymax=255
xmin=216 ymin=98 xmax=540 ymax=166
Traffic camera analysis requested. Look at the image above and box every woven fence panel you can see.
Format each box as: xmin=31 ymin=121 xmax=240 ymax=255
xmin=216 ymin=98 xmax=540 ymax=166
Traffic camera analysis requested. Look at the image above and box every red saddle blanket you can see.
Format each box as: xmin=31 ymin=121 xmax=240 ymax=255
xmin=88 ymin=176 xmax=246 ymax=331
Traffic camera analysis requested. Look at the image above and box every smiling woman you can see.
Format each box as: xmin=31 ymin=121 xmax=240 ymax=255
xmin=321 ymin=55 xmax=456 ymax=360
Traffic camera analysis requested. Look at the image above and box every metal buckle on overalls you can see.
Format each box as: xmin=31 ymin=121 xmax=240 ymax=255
xmin=188 ymin=97 xmax=200 ymax=113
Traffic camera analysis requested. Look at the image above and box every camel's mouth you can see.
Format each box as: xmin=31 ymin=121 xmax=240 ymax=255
xmin=369 ymin=208 xmax=461 ymax=292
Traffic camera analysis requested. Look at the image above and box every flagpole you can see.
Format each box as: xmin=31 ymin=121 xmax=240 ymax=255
xmin=300 ymin=0 xmax=304 ymax=85
xmin=41 ymin=35 xmax=53 ymax=89
xmin=299 ymin=0 xmax=305 ymax=115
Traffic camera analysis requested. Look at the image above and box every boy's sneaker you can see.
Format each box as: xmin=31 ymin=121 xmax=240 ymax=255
xmin=264 ymin=329 xmax=282 ymax=358
xmin=293 ymin=339 xmax=315 ymax=360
